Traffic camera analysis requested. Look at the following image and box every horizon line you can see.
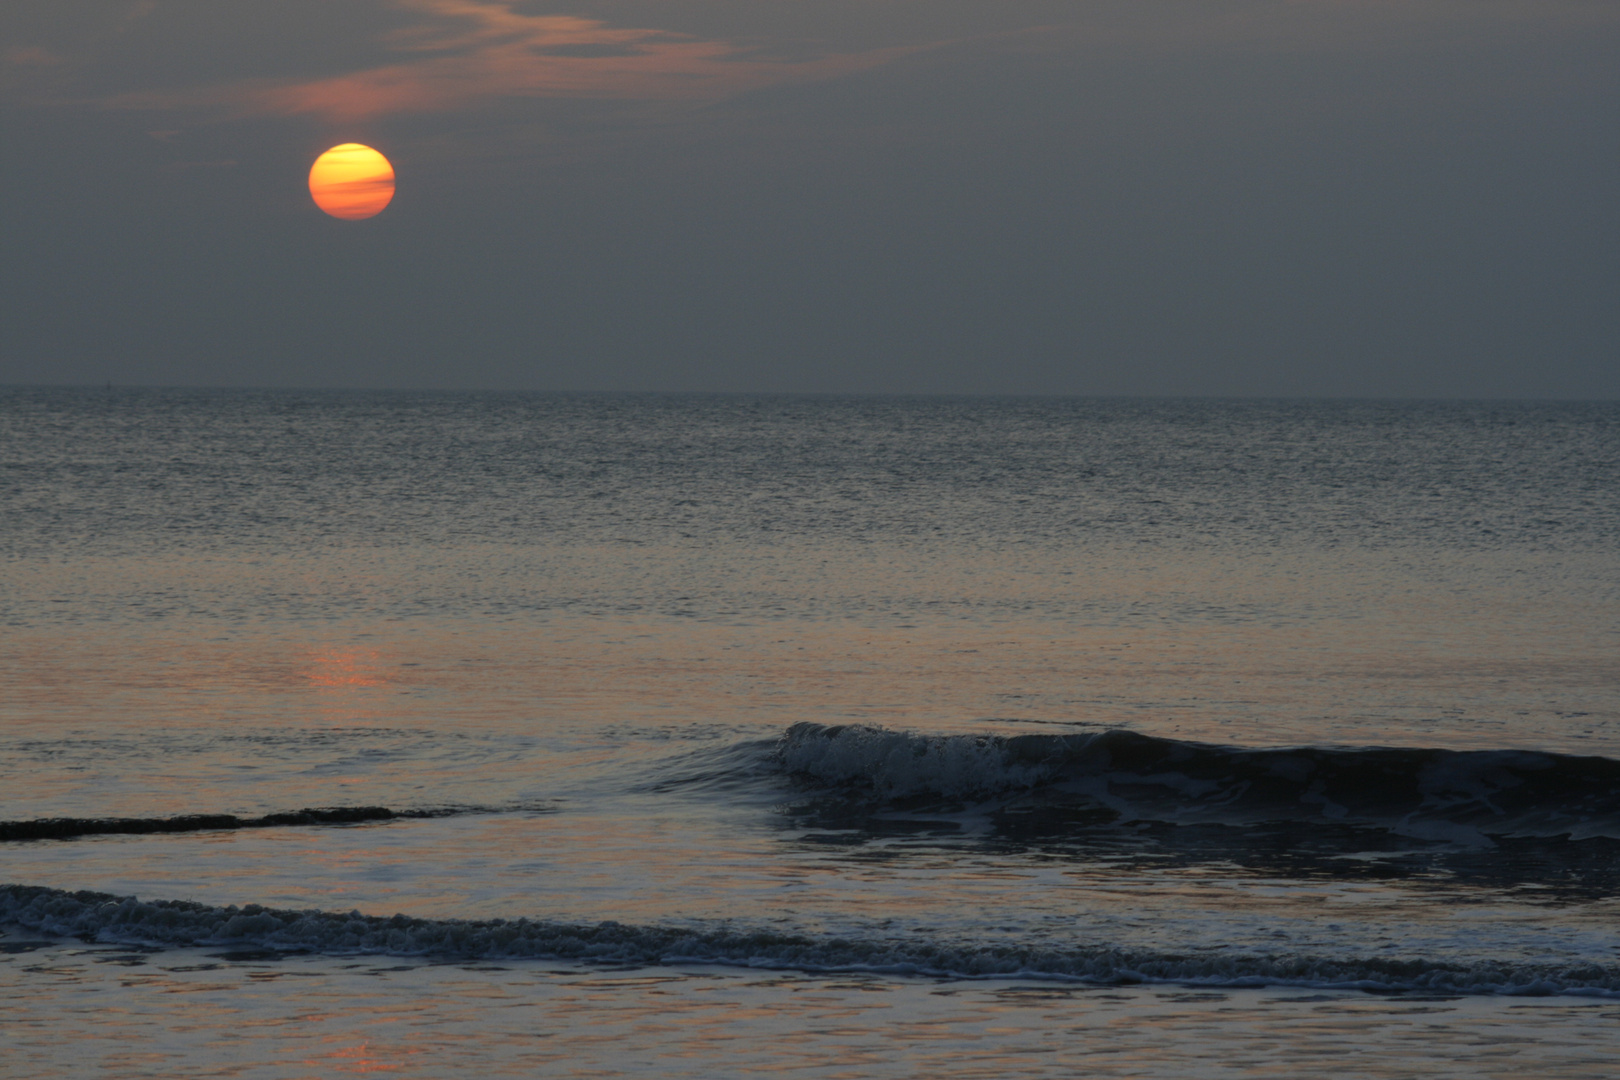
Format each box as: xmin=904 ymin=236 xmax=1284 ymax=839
xmin=2 ymin=383 xmax=1616 ymax=404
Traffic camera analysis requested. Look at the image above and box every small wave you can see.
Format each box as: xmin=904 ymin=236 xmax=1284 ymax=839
xmin=777 ymin=724 xmax=1620 ymax=842
xmin=0 ymin=805 xmax=554 ymax=843
xmin=3 ymin=885 xmax=1616 ymax=998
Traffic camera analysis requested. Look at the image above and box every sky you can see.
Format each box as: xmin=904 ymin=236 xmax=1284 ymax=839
xmin=2 ymin=0 xmax=1616 ymax=396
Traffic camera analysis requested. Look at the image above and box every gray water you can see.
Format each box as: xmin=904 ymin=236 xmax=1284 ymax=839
xmin=2 ymin=390 xmax=1617 ymax=1077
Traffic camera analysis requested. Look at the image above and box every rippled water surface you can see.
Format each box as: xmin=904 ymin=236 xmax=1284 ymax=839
xmin=2 ymin=390 xmax=1617 ymax=1076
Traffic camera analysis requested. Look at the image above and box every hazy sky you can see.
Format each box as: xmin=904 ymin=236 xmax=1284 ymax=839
xmin=3 ymin=1 xmax=1616 ymax=395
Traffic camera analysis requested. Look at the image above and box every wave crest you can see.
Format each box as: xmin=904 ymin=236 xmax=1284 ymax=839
xmin=0 ymin=804 xmax=555 ymax=843
xmin=776 ymin=724 xmax=1620 ymax=842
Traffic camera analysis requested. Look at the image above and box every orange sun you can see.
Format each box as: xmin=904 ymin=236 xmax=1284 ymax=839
xmin=308 ymin=143 xmax=395 ymax=220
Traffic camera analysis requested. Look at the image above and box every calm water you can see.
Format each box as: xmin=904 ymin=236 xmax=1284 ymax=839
xmin=2 ymin=390 xmax=1617 ymax=1077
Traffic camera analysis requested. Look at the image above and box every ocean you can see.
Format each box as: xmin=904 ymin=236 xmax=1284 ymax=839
xmin=2 ymin=389 xmax=1616 ymax=1077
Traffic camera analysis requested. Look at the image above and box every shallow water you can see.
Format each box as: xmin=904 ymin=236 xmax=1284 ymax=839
xmin=2 ymin=390 xmax=1617 ymax=1074
xmin=4 ymin=937 xmax=1619 ymax=1080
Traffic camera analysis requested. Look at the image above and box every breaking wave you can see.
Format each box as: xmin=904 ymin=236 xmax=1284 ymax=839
xmin=3 ymin=885 xmax=1616 ymax=997
xmin=776 ymin=724 xmax=1620 ymax=844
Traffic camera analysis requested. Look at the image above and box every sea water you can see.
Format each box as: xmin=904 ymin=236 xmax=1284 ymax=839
xmin=1 ymin=390 xmax=1616 ymax=1077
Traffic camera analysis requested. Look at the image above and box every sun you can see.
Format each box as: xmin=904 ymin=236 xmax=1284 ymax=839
xmin=308 ymin=144 xmax=395 ymax=220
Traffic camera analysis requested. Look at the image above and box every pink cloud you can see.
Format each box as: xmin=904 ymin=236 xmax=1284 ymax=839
xmin=102 ymin=1 xmax=918 ymax=122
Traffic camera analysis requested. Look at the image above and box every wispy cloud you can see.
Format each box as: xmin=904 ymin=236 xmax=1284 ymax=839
xmin=99 ymin=0 xmax=917 ymax=122
xmin=5 ymin=45 xmax=66 ymax=67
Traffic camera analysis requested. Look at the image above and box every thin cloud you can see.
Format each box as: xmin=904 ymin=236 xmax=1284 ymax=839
xmin=100 ymin=0 xmax=918 ymax=122
xmin=4 ymin=45 xmax=66 ymax=67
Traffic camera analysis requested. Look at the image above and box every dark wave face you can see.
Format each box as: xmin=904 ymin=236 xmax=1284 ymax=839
xmin=773 ymin=725 xmax=1620 ymax=898
xmin=777 ymin=724 xmax=1620 ymax=840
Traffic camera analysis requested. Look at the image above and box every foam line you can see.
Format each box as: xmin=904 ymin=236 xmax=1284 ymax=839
xmin=3 ymin=885 xmax=1617 ymax=997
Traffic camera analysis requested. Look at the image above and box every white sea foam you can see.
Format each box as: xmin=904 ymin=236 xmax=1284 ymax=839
xmin=776 ymin=723 xmax=1058 ymax=799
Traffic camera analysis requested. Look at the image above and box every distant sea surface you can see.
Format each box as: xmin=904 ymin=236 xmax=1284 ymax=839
xmin=2 ymin=390 xmax=1617 ymax=1078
